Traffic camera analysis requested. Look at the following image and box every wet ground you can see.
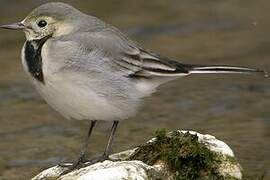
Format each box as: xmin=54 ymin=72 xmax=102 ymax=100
xmin=0 ymin=0 xmax=269 ymax=179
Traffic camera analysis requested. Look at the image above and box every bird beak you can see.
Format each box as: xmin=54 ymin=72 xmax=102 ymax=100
xmin=0 ymin=22 xmax=25 ymax=30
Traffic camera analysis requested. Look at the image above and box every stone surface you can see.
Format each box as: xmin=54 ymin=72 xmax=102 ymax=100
xmin=32 ymin=160 xmax=161 ymax=180
xmin=32 ymin=130 xmax=242 ymax=180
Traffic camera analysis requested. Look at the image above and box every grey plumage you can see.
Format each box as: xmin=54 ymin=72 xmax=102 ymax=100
xmin=0 ymin=2 xmax=267 ymax=170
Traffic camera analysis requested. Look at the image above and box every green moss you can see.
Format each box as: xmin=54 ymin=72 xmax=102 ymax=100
xmin=128 ymin=129 xmax=237 ymax=180
xmin=224 ymin=154 xmax=239 ymax=165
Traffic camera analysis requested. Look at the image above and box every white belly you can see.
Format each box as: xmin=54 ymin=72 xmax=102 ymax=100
xmin=31 ymin=72 xmax=139 ymax=121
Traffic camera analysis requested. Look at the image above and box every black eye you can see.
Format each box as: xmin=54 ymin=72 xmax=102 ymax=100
xmin=37 ymin=20 xmax=47 ymax=28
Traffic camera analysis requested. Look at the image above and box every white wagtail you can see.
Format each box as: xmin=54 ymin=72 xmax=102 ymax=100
xmin=0 ymin=2 xmax=267 ymax=171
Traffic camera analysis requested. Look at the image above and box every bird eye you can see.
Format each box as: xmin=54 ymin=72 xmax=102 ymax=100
xmin=37 ymin=20 xmax=47 ymax=28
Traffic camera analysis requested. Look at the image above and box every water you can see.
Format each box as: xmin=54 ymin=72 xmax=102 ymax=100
xmin=0 ymin=0 xmax=269 ymax=179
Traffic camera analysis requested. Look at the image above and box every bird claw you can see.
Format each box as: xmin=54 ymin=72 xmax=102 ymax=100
xmin=59 ymin=154 xmax=111 ymax=176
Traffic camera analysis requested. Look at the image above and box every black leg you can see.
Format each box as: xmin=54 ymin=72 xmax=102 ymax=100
xmin=79 ymin=120 xmax=97 ymax=160
xmin=60 ymin=121 xmax=119 ymax=175
xmin=84 ymin=121 xmax=119 ymax=165
xmin=103 ymin=121 xmax=119 ymax=157
xmin=60 ymin=120 xmax=97 ymax=169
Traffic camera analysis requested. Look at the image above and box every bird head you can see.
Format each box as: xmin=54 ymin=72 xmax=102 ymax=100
xmin=0 ymin=2 xmax=87 ymax=41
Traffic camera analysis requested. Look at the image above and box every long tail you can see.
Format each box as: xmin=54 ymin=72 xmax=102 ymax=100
xmin=182 ymin=64 xmax=268 ymax=77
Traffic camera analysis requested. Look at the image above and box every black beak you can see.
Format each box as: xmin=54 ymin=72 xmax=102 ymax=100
xmin=0 ymin=22 xmax=24 ymax=30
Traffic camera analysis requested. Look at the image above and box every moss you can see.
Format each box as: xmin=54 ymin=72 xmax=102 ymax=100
xmin=224 ymin=154 xmax=239 ymax=165
xmin=128 ymin=129 xmax=237 ymax=180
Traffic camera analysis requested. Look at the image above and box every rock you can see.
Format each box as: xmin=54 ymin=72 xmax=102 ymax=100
xmin=32 ymin=130 xmax=242 ymax=180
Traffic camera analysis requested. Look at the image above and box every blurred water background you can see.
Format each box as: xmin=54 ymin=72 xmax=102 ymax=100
xmin=0 ymin=0 xmax=269 ymax=179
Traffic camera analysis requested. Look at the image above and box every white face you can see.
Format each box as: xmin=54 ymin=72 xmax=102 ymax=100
xmin=21 ymin=15 xmax=76 ymax=41
xmin=21 ymin=16 xmax=57 ymax=41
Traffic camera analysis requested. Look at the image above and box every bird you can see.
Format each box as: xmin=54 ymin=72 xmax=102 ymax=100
xmin=0 ymin=2 xmax=267 ymax=172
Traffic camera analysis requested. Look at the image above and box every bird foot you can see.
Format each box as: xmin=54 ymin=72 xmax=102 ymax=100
xmin=59 ymin=154 xmax=111 ymax=176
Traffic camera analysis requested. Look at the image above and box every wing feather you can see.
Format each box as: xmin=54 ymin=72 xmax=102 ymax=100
xmin=114 ymin=47 xmax=188 ymax=77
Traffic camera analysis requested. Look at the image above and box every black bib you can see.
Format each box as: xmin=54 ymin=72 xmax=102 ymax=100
xmin=24 ymin=36 xmax=50 ymax=84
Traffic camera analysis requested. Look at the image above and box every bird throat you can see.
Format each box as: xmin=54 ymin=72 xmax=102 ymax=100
xmin=24 ymin=35 xmax=51 ymax=84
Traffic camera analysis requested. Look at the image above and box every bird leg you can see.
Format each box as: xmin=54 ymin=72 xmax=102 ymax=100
xmin=85 ymin=121 xmax=119 ymax=165
xmin=60 ymin=121 xmax=119 ymax=175
xmin=104 ymin=121 xmax=119 ymax=158
xmin=60 ymin=120 xmax=97 ymax=169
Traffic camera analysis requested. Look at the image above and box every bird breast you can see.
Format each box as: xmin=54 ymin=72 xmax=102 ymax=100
xmin=21 ymin=40 xmax=142 ymax=121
